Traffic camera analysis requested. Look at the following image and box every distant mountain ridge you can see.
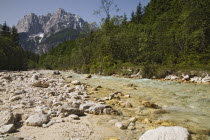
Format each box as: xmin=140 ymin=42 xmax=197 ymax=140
xmin=16 ymin=8 xmax=89 ymax=54
xmin=17 ymin=8 xmax=86 ymax=35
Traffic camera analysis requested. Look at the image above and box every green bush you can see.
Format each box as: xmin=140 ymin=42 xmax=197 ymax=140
xmin=81 ymin=65 xmax=90 ymax=74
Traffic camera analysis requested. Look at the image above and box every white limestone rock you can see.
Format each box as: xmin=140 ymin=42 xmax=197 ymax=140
xmin=0 ymin=111 xmax=14 ymax=127
xmin=139 ymin=126 xmax=190 ymax=140
xmin=26 ymin=113 xmax=49 ymax=126
xmin=0 ymin=124 xmax=15 ymax=134
xmin=71 ymin=80 xmax=81 ymax=85
xmin=115 ymin=122 xmax=127 ymax=129
xmin=164 ymin=75 xmax=179 ymax=80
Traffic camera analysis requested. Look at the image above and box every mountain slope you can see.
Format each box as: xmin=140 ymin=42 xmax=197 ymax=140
xmin=18 ymin=28 xmax=82 ymax=54
xmin=16 ymin=8 xmax=88 ymax=54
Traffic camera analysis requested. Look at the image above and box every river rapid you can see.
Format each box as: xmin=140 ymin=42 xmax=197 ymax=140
xmin=62 ymin=71 xmax=210 ymax=139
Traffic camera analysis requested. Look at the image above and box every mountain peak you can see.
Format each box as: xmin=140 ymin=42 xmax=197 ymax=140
xmin=16 ymin=8 xmax=87 ymax=35
xmin=28 ymin=13 xmax=36 ymax=16
xmin=24 ymin=13 xmax=37 ymax=18
xmin=17 ymin=12 xmax=42 ymax=34
xmin=56 ymin=8 xmax=66 ymax=14
xmin=16 ymin=8 xmax=89 ymax=54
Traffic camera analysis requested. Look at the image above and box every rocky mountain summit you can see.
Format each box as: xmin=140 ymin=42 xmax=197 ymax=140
xmin=16 ymin=8 xmax=86 ymax=35
xmin=16 ymin=8 xmax=89 ymax=54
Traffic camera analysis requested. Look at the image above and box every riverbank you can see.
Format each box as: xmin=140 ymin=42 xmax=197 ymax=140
xmin=113 ymin=72 xmax=210 ymax=85
xmin=62 ymin=71 xmax=210 ymax=139
xmin=0 ymin=70 xmax=209 ymax=140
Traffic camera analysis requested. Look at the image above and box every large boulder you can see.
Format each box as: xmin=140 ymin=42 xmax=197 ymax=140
xmin=80 ymin=103 xmax=115 ymax=115
xmin=0 ymin=111 xmax=14 ymax=127
xmin=53 ymin=70 xmax=60 ymax=75
xmin=60 ymin=106 xmax=84 ymax=116
xmin=79 ymin=103 xmax=96 ymax=111
xmin=190 ymin=77 xmax=202 ymax=83
xmin=0 ymin=124 xmax=15 ymax=134
xmin=202 ymin=75 xmax=210 ymax=83
xmin=69 ymin=100 xmax=83 ymax=108
xmin=88 ymin=104 xmax=111 ymax=115
xmin=139 ymin=126 xmax=190 ymax=140
xmin=26 ymin=113 xmax=49 ymax=126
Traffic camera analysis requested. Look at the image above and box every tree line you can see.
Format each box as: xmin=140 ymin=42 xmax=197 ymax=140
xmin=39 ymin=0 xmax=210 ymax=77
xmin=0 ymin=22 xmax=39 ymax=70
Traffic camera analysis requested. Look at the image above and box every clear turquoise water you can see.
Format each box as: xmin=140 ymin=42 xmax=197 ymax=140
xmin=63 ymin=72 xmax=210 ymax=136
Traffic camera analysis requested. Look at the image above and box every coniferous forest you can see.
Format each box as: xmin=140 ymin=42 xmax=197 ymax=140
xmin=39 ymin=0 xmax=210 ymax=77
xmin=0 ymin=23 xmax=39 ymax=70
xmin=1 ymin=0 xmax=210 ymax=78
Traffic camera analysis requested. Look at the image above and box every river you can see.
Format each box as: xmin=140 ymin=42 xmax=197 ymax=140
xmin=62 ymin=71 xmax=210 ymax=139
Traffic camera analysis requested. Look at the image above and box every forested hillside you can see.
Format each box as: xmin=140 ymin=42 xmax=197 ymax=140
xmin=0 ymin=23 xmax=39 ymax=70
xmin=39 ymin=0 xmax=210 ymax=77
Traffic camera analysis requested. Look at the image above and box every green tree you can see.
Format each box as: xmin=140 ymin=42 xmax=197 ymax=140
xmin=11 ymin=26 xmax=19 ymax=46
xmin=135 ymin=2 xmax=143 ymax=23
xmin=131 ymin=11 xmax=135 ymax=23
xmin=122 ymin=13 xmax=127 ymax=25
xmin=94 ymin=0 xmax=119 ymax=22
xmin=0 ymin=22 xmax=10 ymax=37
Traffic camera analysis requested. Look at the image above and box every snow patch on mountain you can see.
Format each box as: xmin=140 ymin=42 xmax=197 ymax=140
xmin=39 ymin=33 xmax=44 ymax=43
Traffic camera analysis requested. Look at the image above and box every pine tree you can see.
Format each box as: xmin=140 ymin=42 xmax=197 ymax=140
xmin=131 ymin=11 xmax=136 ymax=23
xmin=136 ymin=2 xmax=143 ymax=23
xmin=11 ymin=26 xmax=19 ymax=46
xmin=0 ymin=22 xmax=10 ymax=37
xmin=122 ymin=13 xmax=127 ymax=25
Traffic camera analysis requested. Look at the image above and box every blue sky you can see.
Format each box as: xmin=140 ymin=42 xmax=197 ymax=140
xmin=0 ymin=0 xmax=150 ymax=26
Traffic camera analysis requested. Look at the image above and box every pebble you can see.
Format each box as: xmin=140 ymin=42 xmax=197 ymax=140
xmin=115 ymin=122 xmax=127 ymax=129
xmin=69 ymin=114 xmax=80 ymax=120
xmin=71 ymin=80 xmax=80 ymax=85
xmin=9 ymin=96 xmax=22 ymax=102
xmin=129 ymin=117 xmax=137 ymax=123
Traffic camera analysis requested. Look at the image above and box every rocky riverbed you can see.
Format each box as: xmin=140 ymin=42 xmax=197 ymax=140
xmin=0 ymin=70 xmax=209 ymax=140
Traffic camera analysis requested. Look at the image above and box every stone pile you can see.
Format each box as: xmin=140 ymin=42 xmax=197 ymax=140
xmin=0 ymin=70 xmax=117 ymax=138
xmin=112 ymin=117 xmax=137 ymax=130
xmin=164 ymin=74 xmax=210 ymax=83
